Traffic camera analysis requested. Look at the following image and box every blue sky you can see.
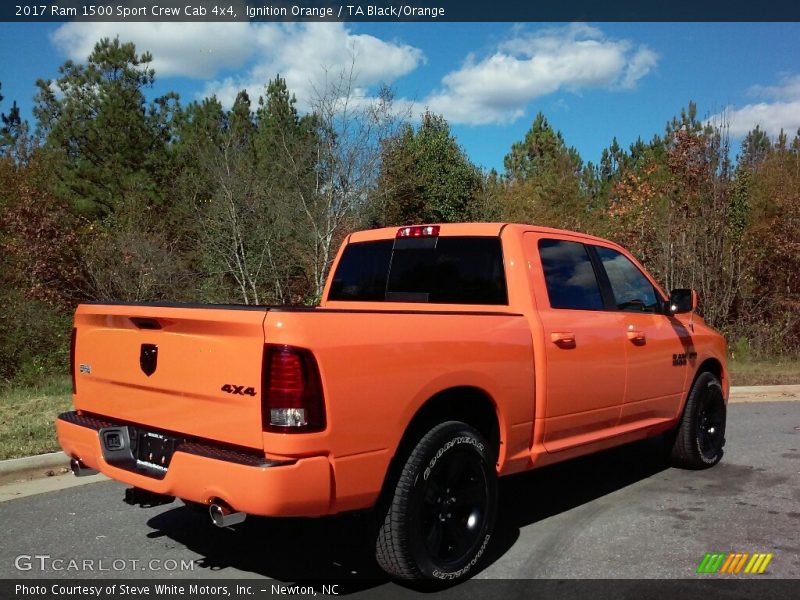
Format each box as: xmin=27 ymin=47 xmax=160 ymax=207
xmin=1 ymin=22 xmax=799 ymax=171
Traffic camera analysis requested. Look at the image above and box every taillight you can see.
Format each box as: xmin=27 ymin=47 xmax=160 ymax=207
xmin=261 ymin=345 xmax=325 ymax=432
xmin=70 ymin=328 xmax=77 ymax=394
xmin=397 ymin=225 xmax=439 ymax=238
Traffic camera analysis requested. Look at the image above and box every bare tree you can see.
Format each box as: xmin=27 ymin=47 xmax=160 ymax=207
xmin=296 ymin=65 xmax=406 ymax=299
xmin=191 ymin=69 xmax=405 ymax=306
xmin=198 ymin=124 xmax=289 ymax=305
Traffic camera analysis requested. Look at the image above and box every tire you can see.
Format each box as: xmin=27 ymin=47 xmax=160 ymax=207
xmin=670 ymin=371 xmax=727 ymax=469
xmin=376 ymin=421 xmax=497 ymax=580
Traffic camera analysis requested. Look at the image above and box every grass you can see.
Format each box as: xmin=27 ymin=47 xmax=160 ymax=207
xmin=729 ymin=359 xmax=800 ymax=386
xmin=0 ymin=376 xmax=73 ymax=461
xmin=0 ymin=360 xmax=797 ymax=461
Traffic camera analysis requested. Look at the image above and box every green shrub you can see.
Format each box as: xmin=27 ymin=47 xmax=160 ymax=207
xmin=0 ymin=289 xmax=72 ymax=386
xmin=730 ymin=335 xmax=752 ymax=362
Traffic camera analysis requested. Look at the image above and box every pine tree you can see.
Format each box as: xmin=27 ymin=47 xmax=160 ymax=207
xmin=0 ymin=82 xmax=25 ymax=158
xmin=500 ymin=112 xmax=586 ymax=230
xmin=372 ymin=112 xmax=482 ymax=225
xmin=33 ymin=37 xmax=167 ymax=217
xmin=740 ymin=125 xmax=771 ymax=170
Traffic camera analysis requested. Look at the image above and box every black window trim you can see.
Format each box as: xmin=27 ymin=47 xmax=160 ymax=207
xmin=586 ymin=245 xmax=617 ymax=311
xmin=537 ymin=237 xmax=607 ymax=313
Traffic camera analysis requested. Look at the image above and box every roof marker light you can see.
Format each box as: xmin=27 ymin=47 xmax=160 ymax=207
xmin=396 ymin=225 xmax=440 ymax=238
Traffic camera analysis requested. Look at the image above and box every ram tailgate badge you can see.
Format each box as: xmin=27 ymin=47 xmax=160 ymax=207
xmin=140 ymin=344 xmax=158 ymax=376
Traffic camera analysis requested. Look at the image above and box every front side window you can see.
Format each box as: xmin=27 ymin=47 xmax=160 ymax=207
xmin=538 ymin=239 xmax=604 ymax=310
xmin=594 ymin=246 xmax=658 ymax=312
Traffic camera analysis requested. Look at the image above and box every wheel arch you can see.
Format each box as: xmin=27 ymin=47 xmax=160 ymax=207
xmin=694 ymin=357 xmax=725 ymax=391
xmin=376 ymin=386 xmax=501 ymax=508
xmin=681 ymin=356 xmax=727 ymax=415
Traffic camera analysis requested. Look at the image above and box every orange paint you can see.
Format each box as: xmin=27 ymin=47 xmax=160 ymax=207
xmin=57 ymin=223 xmax=728 ymax=516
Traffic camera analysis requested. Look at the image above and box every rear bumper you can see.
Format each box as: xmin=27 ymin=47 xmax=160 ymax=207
xmin=56 ymin=412 xmax=332 ymax=517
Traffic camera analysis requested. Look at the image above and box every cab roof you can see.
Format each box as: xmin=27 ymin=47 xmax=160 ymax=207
xmin=347 ymin=223 xmax=614 ymax=246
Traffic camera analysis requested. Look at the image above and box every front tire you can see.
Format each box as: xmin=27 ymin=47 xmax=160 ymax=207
xmin=670 ymin=371 xmax=726 ymax=469
xmin=376 ymin=421 xmax=497 ymax=580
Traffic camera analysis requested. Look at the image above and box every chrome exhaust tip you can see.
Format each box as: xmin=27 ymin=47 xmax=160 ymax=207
xmin=70 ymin=458 xmax=98 ymax=477
xmin=209 ymin=500 xmax=246 ymax=527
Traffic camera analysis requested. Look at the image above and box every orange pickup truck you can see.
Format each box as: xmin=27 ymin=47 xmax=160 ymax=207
xmin=57 ymin=223 xmax=728 ymax=580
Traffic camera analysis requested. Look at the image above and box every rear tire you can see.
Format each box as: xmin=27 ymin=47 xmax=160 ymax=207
xmin=670 ymin=371 xmax=726 ymax=469
xmin=375 ymin=421 xmax=497 ymax=580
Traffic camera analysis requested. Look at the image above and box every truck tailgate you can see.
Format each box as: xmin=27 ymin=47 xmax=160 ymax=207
xmin=72 ymin=303 xmax=267 ymax=449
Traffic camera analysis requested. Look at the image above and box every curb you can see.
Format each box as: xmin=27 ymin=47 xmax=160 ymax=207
xmin=0 ymin=451 xmax=68 ymax=477
xmin=729 ymin=384 xmax=799 ymax=403
xmin=730 ymin=384 xmax=800 ymax=395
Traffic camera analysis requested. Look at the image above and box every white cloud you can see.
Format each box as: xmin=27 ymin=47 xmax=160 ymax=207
xmin=50 ymin=22 xmax=424 ymax=111
xmin=620 ymin=47 xmax=659 ymax=90
xmin=413 ymin=24 xmax=658 ymax=125
xmin=49 ymin=22 xmax=655 ymax=127
xmin=201 ymin=23 xmax=424 ymax=109
xmin=51 ymin=22 xmax=257 ymax=78
xmin=719 ymin=102 xmax=800 ymax=138
xmin=747 ymin=74 xmax=800 ymax=102
xmin=711 ymin=75 xmax=800 ymax=137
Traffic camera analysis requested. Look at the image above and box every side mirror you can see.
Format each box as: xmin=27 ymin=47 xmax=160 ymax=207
xmin=669 ymin=288 xmax=698 ymax=314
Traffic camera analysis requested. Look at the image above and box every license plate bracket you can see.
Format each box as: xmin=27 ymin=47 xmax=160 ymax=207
xmin=136 ymin=431 xmax=181 ymax=472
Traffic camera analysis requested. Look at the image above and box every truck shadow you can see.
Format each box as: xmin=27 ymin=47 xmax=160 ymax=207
xmin=483 ymin=436 xmax=671 ymax=571
xmin=145 ymin=437 xmax=670 ymax=592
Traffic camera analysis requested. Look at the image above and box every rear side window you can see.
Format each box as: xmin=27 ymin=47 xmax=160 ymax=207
xmin=538 ymin=239 xmax=604 ymax=310
xmin=327 ymin=240 xmax=393 ymax=301
xmin=328 ymin=237 xmax=507 ymax=305
xmin=594 ymin=246 xmax=659 ymax=312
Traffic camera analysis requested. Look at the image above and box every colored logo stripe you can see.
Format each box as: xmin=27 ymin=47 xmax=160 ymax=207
xmin=697 ymin=552 xmax=773 ymax=574
xmin=719 ymin=553 xmax=750 ymax=573
xmin=719 ymin=553 xmax=737 ymax=573
xmin=697 ymin=553 xmax=726 ymax=573
xmin=744 ymin=553 xmax=773 ymax=574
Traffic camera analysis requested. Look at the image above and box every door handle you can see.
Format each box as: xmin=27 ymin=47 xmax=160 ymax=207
xmin=626 ymin=330 xmax=646 ymax=343
xmin=550 ymin=332 xmax=576 ymax=345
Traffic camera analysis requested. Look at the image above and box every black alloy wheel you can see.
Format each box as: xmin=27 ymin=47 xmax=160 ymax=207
xmin=376 ymin=421 xmax=497 ymax=580
xmin=670 ymin=371 xmax=727 ymax=469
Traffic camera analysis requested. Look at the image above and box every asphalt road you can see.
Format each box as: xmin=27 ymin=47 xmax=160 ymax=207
xmin=1 ymin=401 xmax=798 ymax=585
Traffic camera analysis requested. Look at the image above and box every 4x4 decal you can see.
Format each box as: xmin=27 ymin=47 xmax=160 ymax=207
xmin=221 ymin=384 xmax=257 ymax=396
